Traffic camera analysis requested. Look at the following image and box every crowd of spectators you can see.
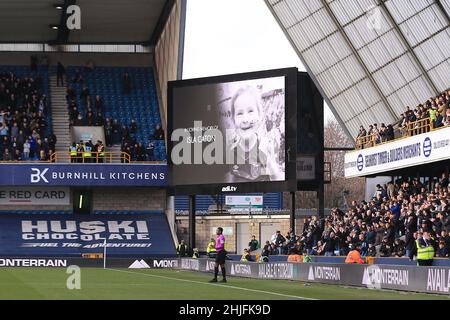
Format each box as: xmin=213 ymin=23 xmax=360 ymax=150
xmin=356 ymin=89 xmax=450 ymax=148
xmin=65 ymin=66 xmax=165 ymax=162
xmin=119 ymin=122 xmax=164 ymax=162
xmin=0 ymin=71 xmax=56 ymax=161
xmin=252 ymin=173 xmax=449 ymax=260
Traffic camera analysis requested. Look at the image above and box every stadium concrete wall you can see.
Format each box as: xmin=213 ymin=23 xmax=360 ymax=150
xmin=0 ymin=52 xmax=152 ymax=67
xmin=0 ymin=187 xmax=167 ymax=212
xmin=92 ymin=188 xmax=166 ymax=211
xmin=0 ymin=188 xmax=73 ymax=211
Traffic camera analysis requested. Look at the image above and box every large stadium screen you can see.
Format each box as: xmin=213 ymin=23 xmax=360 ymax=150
xmin=168 ymin=68 xmax=297 ymax=194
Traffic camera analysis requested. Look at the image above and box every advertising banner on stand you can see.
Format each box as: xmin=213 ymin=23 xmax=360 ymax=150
xmin=0 ymin=214 xmax=175 ymax=257
xmin=178 ymin=259 xmax=450 ymax=295
xmin=0 ymin=187 xmax=70 ymax=205
xmin=0 ymin=164 xmax=167 ymax=187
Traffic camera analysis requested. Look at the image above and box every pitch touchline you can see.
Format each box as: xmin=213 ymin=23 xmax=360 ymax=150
xmin=105 ymin=268 xmax=318 ymax=300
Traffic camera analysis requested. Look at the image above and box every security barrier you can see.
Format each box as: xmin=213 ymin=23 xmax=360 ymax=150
xmin=50 ymin=151 xmax=131 ymax=163
xmin=178 ymin=258 xmax=450 ymax=295
xmin=355 ymin=117 xmax=448 ymax=150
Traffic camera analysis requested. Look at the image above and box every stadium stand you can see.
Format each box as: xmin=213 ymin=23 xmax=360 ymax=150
xmin=0 ymin=65 xmax=55 ymax=161
xmin=356 ymin=89 xmax=450 ymax=149
xmin=251 ymin=172 xmax=449 ymax=260
xmin=65 ymin=66 xmax=166 ymax=161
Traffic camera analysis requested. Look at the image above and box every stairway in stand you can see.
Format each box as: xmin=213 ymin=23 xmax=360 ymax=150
xmin=50 ymin=75 xmax=71 ymax=162
xmin=108 ymin=144 xmax=124 ymax=163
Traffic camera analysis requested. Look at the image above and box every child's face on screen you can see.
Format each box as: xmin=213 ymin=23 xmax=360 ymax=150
xmin=233 ymin=92 xmax=260 ymax=139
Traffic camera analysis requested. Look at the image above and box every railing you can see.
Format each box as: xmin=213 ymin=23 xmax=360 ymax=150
xmin=405 ymin=117 xmax=431 ymax=136
xmin=0 ymin=152 xmax=167 ymax=164
xmin=355 ymin=117 xmax=447 ymax=150
xmin=49 ymin=151 xmax=131 ymax=163
xmin=0 ymin=159 xmax=52 ymax=163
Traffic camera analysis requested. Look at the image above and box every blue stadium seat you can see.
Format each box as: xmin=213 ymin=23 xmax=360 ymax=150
xmin=65 ymin=66 xmax=166 ymax=160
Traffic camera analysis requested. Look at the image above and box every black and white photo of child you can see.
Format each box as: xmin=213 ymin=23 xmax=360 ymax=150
xmin=218 ymin=77 xmax=285 ymax=182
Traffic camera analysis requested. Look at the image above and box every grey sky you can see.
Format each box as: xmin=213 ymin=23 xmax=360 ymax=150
xmin=182 ymin=0 xmax=335 ymax=124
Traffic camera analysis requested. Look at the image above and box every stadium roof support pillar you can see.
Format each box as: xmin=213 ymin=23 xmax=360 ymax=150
xmin=319 ymin=0 xmax=399 ymax=121
xmin=149 ymin=0 xmax=176 ymax=46
xmin=188 ymin=195 xmax=196 ymax=253
xmin=290 ymin=192 xmax=296 ymax=233
xmin=317 ymin=167 xmax=325 ymax=220
xmin=55 ymin=0 xmax=77 ymax=44
xmin=435 ymin=0 xmax=450 ymax=24
xmin=378 ymin=0 xmax=441 ymax=95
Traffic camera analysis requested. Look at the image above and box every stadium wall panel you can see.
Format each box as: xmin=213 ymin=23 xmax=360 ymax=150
xmin=93 ymin=188 xmax=166 ymax=211
xmin=0 ymin=52 xmax=152 ymax=67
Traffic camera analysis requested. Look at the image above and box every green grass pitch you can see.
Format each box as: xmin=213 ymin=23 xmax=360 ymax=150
xmin=0 ymin=267 xmax=448 ymax=300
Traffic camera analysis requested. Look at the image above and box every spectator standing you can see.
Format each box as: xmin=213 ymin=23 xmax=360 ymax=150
xmin=104 ymin=118 xmax=112 ymax=147
xmin=323 ymin=232 xmax=337 ymax=256
xmin=111 ymin=119 xmax=121 ymax=145
xmin=94 ymin=95 xmax=104 ymax=114
xmin=123 ymin=72 xmax=132 ymax=94
xmin=248 ymin=235 xmax=259 ymax=252
xmin=271 ymin=231 xmax=286 ymax=255
xmin=146 ymin=141 xmax=154 ymax=161
xmin=22 ymin=139 xmax=30 ymax=160
xmin=56 ymin=62 xmax=65 ymax=87
xmin=260 ymin=241 xmax=271 ymax=262
xmin=154 ymin=123 xmax=164 ymax=140
xmin=416 ymin=232 xmax=435 ymax=266
xmin=176 ymin=240 xmax=188 ymax=257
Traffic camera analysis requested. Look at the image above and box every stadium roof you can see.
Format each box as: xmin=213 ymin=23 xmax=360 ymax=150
xmin=266 ymin=0 xmax=450 ymax=139
xmin=0 ymin=0 xmax=172 ymax=45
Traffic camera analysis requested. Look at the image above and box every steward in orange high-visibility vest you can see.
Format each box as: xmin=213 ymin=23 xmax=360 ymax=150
xmin=345 ymin=244 xmax=365 ymax=264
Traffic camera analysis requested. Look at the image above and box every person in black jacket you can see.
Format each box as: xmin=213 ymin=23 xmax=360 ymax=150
xmin=260 ymin=241 xmax=271 ymax=262
xmin=123 ymin=72 xmax=132 ymax=94
xmin=367 ymin=243 xmax=377 ymax=257
xmin=56 ymin=62 xmax=65 ymax=87
xmin=323 ymin=232 xmax=337 ymax=256
xmin=248 ymin=235 xmax=259 ymax=252
xmin=393 ymin=238 xmax=406 ymax=257
xmin=379 ymin=237 xmax=392 ymax=257
xmin=436 ymin=241 xmax=449 ymax=257
xmin=273 ymin=231 xmax=286 ymax=255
